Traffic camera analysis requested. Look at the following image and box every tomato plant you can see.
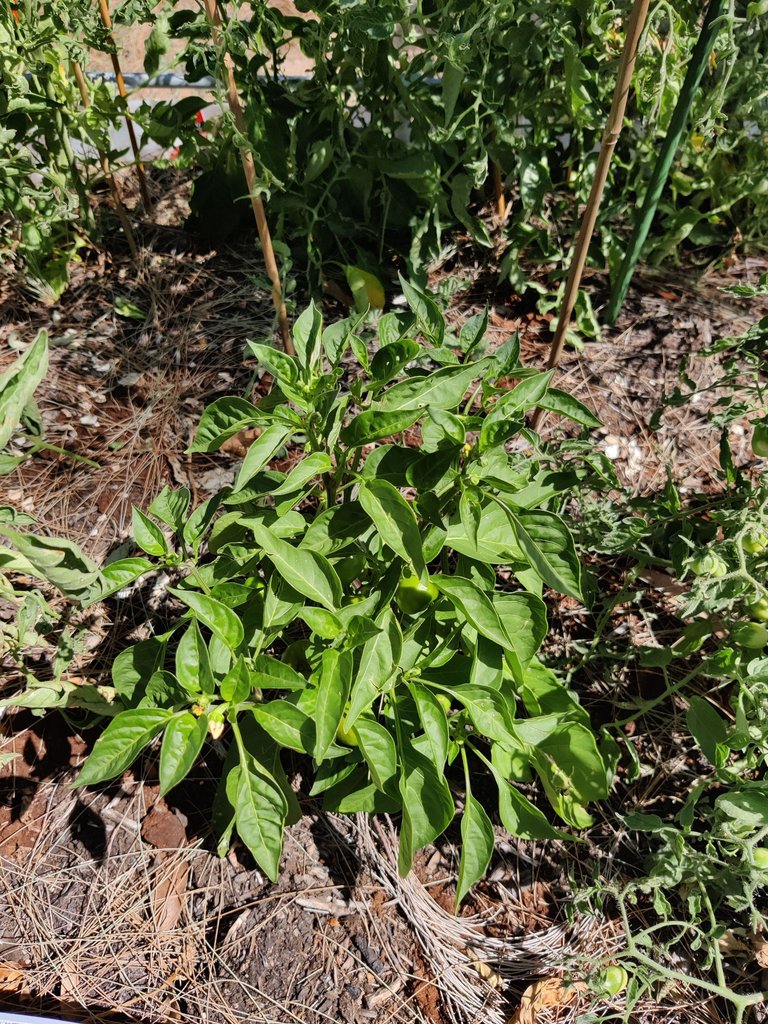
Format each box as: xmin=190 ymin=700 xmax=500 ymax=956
xmin=0 ymin=287 xmax=611 ymax=895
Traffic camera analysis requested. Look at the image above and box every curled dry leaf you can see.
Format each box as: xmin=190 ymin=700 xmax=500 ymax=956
xmin=749 ymin=932 xmax=768 ymax=969
xmin=508 ymin=977 xmax=587 ymax=1024
xmin=0 ymin=961 xmax=27 ymax=992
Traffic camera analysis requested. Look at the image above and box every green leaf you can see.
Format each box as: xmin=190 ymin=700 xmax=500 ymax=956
xmin=432 ymin=576 xmax=511 ymax=652
xmin=232 ymin=422 xmax=293 ymax=492
xmin=250 ymin=654 xmax=307 ymax=691
xmin=490 ymin=751 xmax=564 ymax=839
xmin=479 ymin=370 xmax=553 ymax=449
xmin=370 ymin=340 xmax=420 ymax=383
xmin=378 ymin=358 xmax=489 ymax=413
xmin=188 ymin=397 xmax=261 ymax=453
xmin=74 ymin=708 xmax=173 ymax=787
xmin=687 ymin=696 xmax=728 ymax=763
xmin=270 ymin=452 xmax=332 ymax=497
xmin=345 ymin=265 xmax=385 ymax=313
xmin=508 ymin=509 xmax=583 ymax=602
xmin=446 ymin=501 xmax=524 ymax=564
xmin=0 ymin=527 xmax=99 ymax=596
xmin=494 ymin=592 xmax=547 ymax=682
xmin=459 ymin=308 xmax=489 ymax=355
xmin=169 ymin=588 xmax=244 ymax=650
xmin=252 ymin=700 xmax=313 ymax=753
xmin=246 ymin=341 xmax=299 ymax=385
xmin=314 ymin=649 xmax=353 ymax=761
xmin=0 ymin=330 xmax=48 ymax=449
xmin=346 ymin=608 xmax=402 ymax=728
xmin=355 ymin=718 xmax=397 ymax=795
xmin=359 ymin=480 xmax=425 ymax=577
xmin=398 ymin=746 xmax=454 ymax=876
xmin=182 ymin=492 xmax=225 ymax=554
xmin=398 ymin=276 xmax=445 ymax=345
xmin=235 ymin=755 xmax=287 ymax=882
xmin=447 ymin=685 xmax=516 ymax=745
xmin=408 ymin=682 xmax=448 ymax=769
xmin=159 ymin=711 xmax=208 ymax=796
xmin=456 ymin=792 xmax=494 ymax=905
xmin=85 ymin=557 xmax=153 ymax=606
xmin=248 ymin=522 xmax=342 ymax=612
xmin=536 ymin=388 xmax=601 ymax=429
xmin=131 ymin=506 xmax=168 ymax=557
xmin=220 ymin=657 xmax=252 ymax=703
xmin=297 ymin=606 xmax=343 ymax=639
xmin=175 ymin=620 xmax=215 ymax=695
xmin=149 ymin=486 xmax=190 ymax=532
xmin=340 ymin=407 xmax=422 ymax=447
xmin=292 ymin=301 xmax=323 ymax=372
xmin=427 ymin=406 xmax=465 ymax=444
xmin=112 ymin=636 xmax=167 ymax=703
xmin=519 ymin=718 xmax=609 ymax=803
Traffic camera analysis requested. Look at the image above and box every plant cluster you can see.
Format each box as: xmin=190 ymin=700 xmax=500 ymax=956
xmin=0 ymin=288 xmax=613 ymax=896
xmin=2 ymin=1 xmax=767 ymax=300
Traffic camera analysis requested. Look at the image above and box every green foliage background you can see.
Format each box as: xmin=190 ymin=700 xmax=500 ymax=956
xmin=1 ymin=0 xmax=767 ymax=296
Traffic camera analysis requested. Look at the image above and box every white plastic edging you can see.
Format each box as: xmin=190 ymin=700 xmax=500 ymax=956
xmin=0 ymin=1014 xmax=78 ymax=1024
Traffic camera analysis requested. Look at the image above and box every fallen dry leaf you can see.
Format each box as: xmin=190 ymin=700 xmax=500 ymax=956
xmin=750 ymin=932 xmax=768 ymax=969
xmin=152 ymin=856 xmax=189 ymax=933
xmin=508 ymin=977 xmax=586 ymax=1024
xmin=0 ymin=961 xmax=27 ymax=992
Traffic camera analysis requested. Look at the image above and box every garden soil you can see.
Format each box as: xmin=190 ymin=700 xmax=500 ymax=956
xmin=1 ymin=178 xmax=767 ymax=1023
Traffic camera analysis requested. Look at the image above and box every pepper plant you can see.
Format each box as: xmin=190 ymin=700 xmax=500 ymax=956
xmin=0 ymin=286 xmax=610 ymax=896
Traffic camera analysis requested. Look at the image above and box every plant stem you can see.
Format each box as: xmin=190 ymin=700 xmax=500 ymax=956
xmin=71 ymin=60 xmax=138 ymax=259
xmin=202 ymin=0 xmax=293 ymax=356
xmin=606 ymin=0 xmax=728 ymax=323
xmin=531 ymin=0 xmax=651 ymax=430
xmin=96 ymin=0 xmax=153 ymax=214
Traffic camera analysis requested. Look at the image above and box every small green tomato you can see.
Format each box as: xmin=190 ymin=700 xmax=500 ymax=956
xmin=732 ymin=622 xmax=768 ymax=649
xmin=752 ymin=421 xmax=768 ymax=458
xmin=747 ymin=597 xmax=768 ymax=622
xmin=742 ymin=527 xmax=768 ymax=555
xmin=595 ymin=966 xmax=628 ymax=998
xmin=752 ymin=846 xmax=768 ymax=870
xmin=689 ymin=552 xmax=728 ymax=578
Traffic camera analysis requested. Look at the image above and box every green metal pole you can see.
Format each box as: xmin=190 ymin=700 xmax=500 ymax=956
xmin=606 ymin=0 xmax=727 ymax=323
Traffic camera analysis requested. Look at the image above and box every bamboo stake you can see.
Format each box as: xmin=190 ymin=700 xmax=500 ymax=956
xmin=72 ymin=60 xmax=138 ymax=259
xmin=96 ymin=0 xmax=153 ymax=214
xmin=202 ymin=0 xmax=293 ymax=355
xmin=492 ymin=160 xmax=507 ymax=220
xmin=532 ymin=0 xmax=651 ymax=430
xmin=605 ymin=0 xmax=726 ymax=323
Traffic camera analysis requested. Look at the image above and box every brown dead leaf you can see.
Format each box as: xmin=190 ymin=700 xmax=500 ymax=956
xmin=152 ymin=856 xmax=189 ymax=933
xmin=220 ymin=428 xmax=261 ymax=457
xmin=0 ymin=961 xmax=27 ymax=992
xmin=749 ymin=932 xmax=768 ymax=969
xmin=508 ymin=977 xmax=586 ymax=1024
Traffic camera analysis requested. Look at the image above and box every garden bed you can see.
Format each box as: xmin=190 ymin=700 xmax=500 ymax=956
xmin=2 ymin=209 xmax=767 ymax=1023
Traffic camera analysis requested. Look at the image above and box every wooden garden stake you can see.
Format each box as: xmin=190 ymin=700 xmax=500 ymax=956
xmin=202 ymin=0 xmax=293 ymax=355
xmin=97 ymin=0 xmax=153 ymax=214
xmin=492 ymin=161 xmax=507 ymax=220
xmin=532 ymin=0 xmax=651 ymax=429
xmin=72 ymin=60 xmax=138 ymax=259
